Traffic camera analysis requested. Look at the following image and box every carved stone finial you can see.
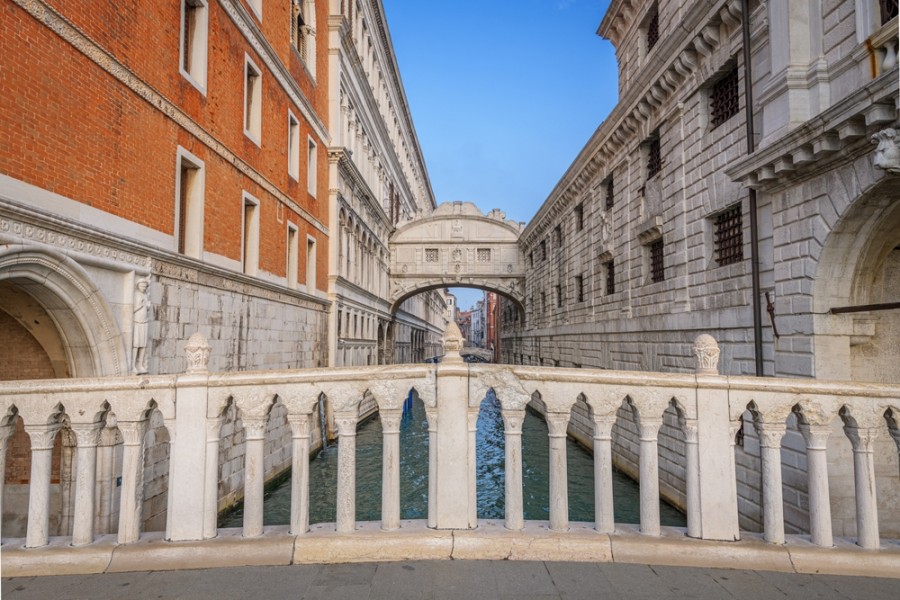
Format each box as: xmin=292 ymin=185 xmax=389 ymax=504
xmin=693 ymin=333 xmax=720 ymax=375
xmin=442 ymin=321 xmax=465 ymax=362
xmin=184 ymin=331 xmax=211 ymax=373
xmin=871 ymin=128 xmax=900 ymax=174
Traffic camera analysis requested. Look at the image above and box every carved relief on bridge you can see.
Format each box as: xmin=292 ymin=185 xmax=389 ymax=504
xmin=389 ymin=202 xmax=526 ymax=311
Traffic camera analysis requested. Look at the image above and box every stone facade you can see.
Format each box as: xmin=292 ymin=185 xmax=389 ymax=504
xmin=500 ymin=0 xmax=899 ymax=537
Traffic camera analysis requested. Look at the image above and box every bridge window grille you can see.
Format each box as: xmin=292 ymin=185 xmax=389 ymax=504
xmin=477 ymin=248 xmax=491 ymax=262
xmin=575 ymin=204 xmax=584 ymax=231
xmin=555 ymin=284 xmax=563 ymax=308
xmin=650 ymin=239 xmax=665 ymax=282
xmin=425 ymin=248 xmax=439 ymax=263
xmin=605 ymin=260 xmax=615 ymax=295
xmin=605 ymin=177 xmax=614 ymax=210
xmin=646 ymin=6 xmax=659 ymax=51
xmin=575 ymin=275 xmax=584 ymax=303
xmin=881 ymin=0 xmax=899 ymax=25
xmin=710 ymin=66 xmax=740 ymax=129
xmin=714 ymin=205 xmax=743 ymax=266
xmin=647 ymin=134 xmax=661 ymax=179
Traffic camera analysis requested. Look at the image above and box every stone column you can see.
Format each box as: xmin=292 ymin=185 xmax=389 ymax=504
xmin=96 ymin=426 xmax=118 ymax=534
xmin=637 ymin=417 xmax=662 ymax=536
xmin=203 ymin=418 xmax=224 ymax=539
xmin=843 ymin=424 xmax=880 ymax=549
xmin=467 ymin=409 xmax=479 ymax=527
xmin=682 ymin=419 xmax=701 ymax=539
xmin=799 ymin=423 xmax=833 ymax=547
xmin=380 ymin=409 xmax=402 ymax=531
xmin=335 ymin=412 xmax=359 ymax=533
xmin=591 ymin=414 xmax=616 ymax=533
xmin=501 ymin=409 xmax=525 ymax=531
xmin=241 ymin=417 xmax=268 ymax=537
xmin=0 ymin=423 xmax=13 ymax=534
xmin=757 ymin=421 xmax=786 ymax=544
xmin=288 ymin=413 xmax=312 ymax=535
xmin=24 ymin=424 xmax=60 ymax=548
xmin=70 ymin=423 xmax=102 ymax=546
xmin=546 ymin=411 xmax=570 ymax=532
xmin=116 ymin=420 xmax=147 ymax=544
xmin=424 ymin=407 xmax=438 ymax=529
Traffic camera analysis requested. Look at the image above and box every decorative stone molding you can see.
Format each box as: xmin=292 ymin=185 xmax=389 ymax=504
xmin=184 ymin=332 xmax=212 ymax=373
xmin=871 ymin=128 xmax=900 ymax=174
xmin=692 ymin=334 xmax=720 ymax=375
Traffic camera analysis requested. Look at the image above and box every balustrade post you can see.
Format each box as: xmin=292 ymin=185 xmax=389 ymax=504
xmin=335 ymin=411 xmax=359 ymax=533
xmin=757 ymin=421 xmax=786 ymax=544
xmin=0 ymin=423 xmax=12 ymax=534
xmin=590 ymin=414 xmax=616 ymax=533
xmin=799 ymin=423 xmax=833 ymax=547
xmin=380 ymin=409 xmax=402 ymax=531
xmin=637 ymin=417 xmax=662 ymax=536
xmin=287 ymin=413 xmax=312 ymax=535
xmin=682 ymin=419 xmax=701 ymax=539
xmin=546 ymin=411 xmax=570 ymax=532
xmin=70 ymin=423 xmax=103 ymax=546
xmin=24 ymin=423 xmax=60 ymax=548
xmin=843 ymin=424 xmax=880 ymax=549
xmin=467 ymin=409 xmax=479 ymax=527
xmin=117 ymin=420 xmax=147 ymax=544
xmin=241 ymin=417 xmax=268 ymax=537
xmin=501 ymin=409 xmax=525 ymax=531
xmin=424 ymin=407 xmax=437 ymax=529
xmin=203 ymin=418 xmax=224 ymax=539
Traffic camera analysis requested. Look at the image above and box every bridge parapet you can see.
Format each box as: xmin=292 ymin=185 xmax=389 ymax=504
xmin=1 ymin=331 xmax=899 ymax=576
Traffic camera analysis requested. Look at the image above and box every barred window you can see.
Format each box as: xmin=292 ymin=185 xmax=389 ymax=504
xmin=554 ymin=224 xmax=562 ymax=247
xmin=881 ymin=0 xmax=899 ymax=25
xmin=425 ymin=248 xmax=439 ymax=263
xmin=605 ymin=260 xmax=615 ymax=295
xmin=555 ymin=284 xmax=563 ymax=308
xmin=646 ymin=6 xmax=659 ymax=51
xmin=541 ymin=292 xmax=547 ymax=313
xmin=540 ymin=240 xmax=547 ymax=261
xmin=529 ymin=251 xmax=534 ymax=267
xmin=605 ymin=176 xmax=614 ymax=210
xmin=647 ymin=135 xmax=661 ymax=179
xmin=650 ymin=239 xmax=665 ymax=283
xmin=477 ymin=248 xmax=491 ymax=262
xmin=710 ymin=67 xmax=740 ymax=129
xmin=575 ymin=204 xmax=584 ymax=231
xmin=714 ymin=205 xmax=743 ymax=266
xmin=575 ymin=275 xmax=584 ymax=303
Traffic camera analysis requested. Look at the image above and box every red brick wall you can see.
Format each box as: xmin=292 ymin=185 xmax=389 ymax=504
xmin=0 ymin=310 xmax=56 ymax=382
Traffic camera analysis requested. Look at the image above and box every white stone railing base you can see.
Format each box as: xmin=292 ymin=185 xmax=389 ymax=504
xmin=3 ymin=521 xmax=899 ymax=579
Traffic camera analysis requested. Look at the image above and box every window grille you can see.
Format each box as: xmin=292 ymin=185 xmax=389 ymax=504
xmin=541 ymin=292 xmax=547 ymax=313
xmin=425 ymin=248 xmax=439 ymax=263
xmin=575 ymin=275 xmax=584 ymax=303
xmin=529 ymin=251 xmax=534 ymax=267
xmin=714 ymin=205 xmax=743 ymax=266
xmin=647 ymin=7 xmax=659 ymax=51
xmin=477 ymin=248 xmax=491 ymax=262
xmin=647 ymin=136 xmax=661 ymax=178
xmin=555 ymin=284 xmax=563 ymax=308
xmin=710 ymin=67 xmax=740 ymax=128
xmin=575 ymin=204 xmax=584 ymax=231
xmin=541 ymin=240 xmax=547 ymax=261
xmin=605 ymin=261 xmax=615 ymax=295
xmin=881 ymin=0 xmax=899 ymax=25
xmin=605 ymin=177 xmax=614 ymax=210
xmin=650 ymin=239 xmax=665 ymax=283
xmin=554 ymin=224 xmax=562 ymax=247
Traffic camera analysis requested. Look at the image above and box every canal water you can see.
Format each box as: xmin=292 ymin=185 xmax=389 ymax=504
xmin=221 ymin=391 xmax=686 ymax=527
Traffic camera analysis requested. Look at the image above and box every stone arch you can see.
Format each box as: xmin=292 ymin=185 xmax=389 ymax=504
xmin=0 ymin=246 xmax=127 ymax=378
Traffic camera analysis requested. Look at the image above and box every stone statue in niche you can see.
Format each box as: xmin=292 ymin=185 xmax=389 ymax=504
xmin=132 ymin=277 xmax=152 ymax=374
xmin=872 ymin=128 xmax=900 ymax=174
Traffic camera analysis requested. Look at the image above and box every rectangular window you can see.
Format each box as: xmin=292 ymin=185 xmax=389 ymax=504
xmin=575 ymin=204 xmax=584 ymax=231
xmin=650 ymin=239 xmax=665 ymax=283
xmin=242 ymin=193 xmax=260 ymax=276
xmin=714 ymin=204 xmax=744 ymax=266
xmin=307 ymin=137 xmax=318 ymax=196
xmin=287 ymin=223 xmax=299 ymax=288
xmin=555 ymin=284 xmax=563 ymax=308
xmin=477 ymin=248 xmax=491 ymax=262
xmin=605 ymin=176 xmax=614 ymax=210
xmin=244 ymin=56 xmax=262 ymax=144
xmin=180 ymin=0 xmax=208 ymax=92
xmin=541 ymin=292 xmax=547 ymax=313
xmin=529 ymin=251 xmax=534 ymax=267
xmin=575 ymin=275 xmax=584 ymax=303
xmin=605 ymin=260 xmax=615 ymax=295
xmin=425 ymin=248 xmax=439 ymax=262
xmin=306 ymin=235 xmax=317 ymax=290
xmin=288 ymin=112 xmax=300 ymax=181
xmin=646 ymin=5 xmax=659 ymax=51
xmin=881 ymin=0 xmax=899 ymax=25
xmin=647 ymin=133 xmax=661 ymax=179
xmin=710 ymin=66 xmax=740 ymax=129
xmin=176 ymin=148 xmax=204 ymax=259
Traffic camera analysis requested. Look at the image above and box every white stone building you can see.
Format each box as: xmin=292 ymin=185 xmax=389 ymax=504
xmin=500 ymin=0 xmax=899 ymax=537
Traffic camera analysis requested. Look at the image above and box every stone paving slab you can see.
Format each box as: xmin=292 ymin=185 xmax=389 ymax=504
xmin=3 ymin=560 xmax=899 ymax=600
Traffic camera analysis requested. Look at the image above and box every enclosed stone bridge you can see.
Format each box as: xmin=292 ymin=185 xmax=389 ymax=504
xmin=388 ymin=202 xmax=526 ymax=313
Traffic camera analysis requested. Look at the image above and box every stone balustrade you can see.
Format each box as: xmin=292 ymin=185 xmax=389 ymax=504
xmin=1 ymin=332 xmax=898 ymax=575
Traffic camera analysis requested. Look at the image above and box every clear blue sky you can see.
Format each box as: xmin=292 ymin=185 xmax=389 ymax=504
xmin=382 ymin=0 xmax=617 ymax=310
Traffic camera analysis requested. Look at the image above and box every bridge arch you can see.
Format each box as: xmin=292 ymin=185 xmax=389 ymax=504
xmin=388 ymin=202 xmax=525 ymax=313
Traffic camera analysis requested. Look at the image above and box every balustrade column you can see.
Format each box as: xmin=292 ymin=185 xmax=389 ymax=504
xmin=70 ymin=423 xmax=102 ymax=546
xmin=637 ymin=418 xmax=662 ymax=536
xmin=546 ymin=412 xmax=571 ymax=532
xmin=203 ymin=418 xmax=224 ymax=539
xmin=501 ymin=409 xmax=525 ymax=531
xmin=24 ymin=424 xmax=60 ymax=548
xmin=757 ymin=421 xmax=786 ymax=544
xmin=0 ymin=423 xmax=12 ymax=533
xmin=288 ymin=414 xmax=312 ymax=535
xmin=591 ymin=414 xmax=616 ymax=533
xmin=335 ymin=412 xmax=359 ymax=533
xmin=799 ymin=423 xmax=833 ymax=547
xmin=683 ymin=419 xmax=701 ymax=539
xmin=467 ymin=410 xmax=479 ymax=527
xmin=425 ymin=408 xmax=437 ymax=528
xmin=241 ymin=417 xmax=268 ymax=537
xmin=117 ymin=420 xmax=148 ymax=544
xmin=844 ymin=424 xmax=880 ymax=549
xmin=380 ymin=409 xmax=402 ymax=530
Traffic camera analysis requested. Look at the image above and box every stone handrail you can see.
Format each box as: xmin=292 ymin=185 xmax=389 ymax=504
xmin=1 ymin=333 xmax=898 ymax=576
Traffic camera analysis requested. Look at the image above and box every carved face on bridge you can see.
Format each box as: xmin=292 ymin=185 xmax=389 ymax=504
xmin=872 ymin=128 xmax=900 ymax=174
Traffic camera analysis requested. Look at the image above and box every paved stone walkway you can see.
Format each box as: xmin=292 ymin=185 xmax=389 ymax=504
xmin=3 ymin=561 xmax=898 ymax=599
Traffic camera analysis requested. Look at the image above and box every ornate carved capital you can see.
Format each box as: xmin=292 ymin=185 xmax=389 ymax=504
xmin=424 ymin=408 xmax=438 ymax=431
xmin=242 ymin=417 xmax=269 ymax=440
xmin=117 ymin=421 xmax=148 ymax=446
xmin=184 ymin=331 xmax=212 ymax=373
xmin=693 ymin=334 xmax=720 ymax=375
xmin=501 ymin=409 xmax=525 ymax=434
xmin=23 ymin=424 xmax=61 ymax=451
xmin=843 ymin=425 xmax=879 ymax=453
xmin=380 ymin=410 xmax=402 ymax=434
xmin=287 ymin=413 xmax=311 ymax=438
xmin=756 ymin=422 xmax=787 ymax=449
xmin=798 ymin=423 xmax=831 ymax=451
xmin=638 ymin=418 xmax=663 ymax=441
xmin=70 ymin=422 xmax=103 ymax=448
xmin=334 ymin=413 xmax=359 ymax=438
xmin=591 ymin=414 xmax=617 ymax=440
xmin=681 ymin=419 xmax=699 ymax=444
xmin=546 ymin=412 xmax=570 ymax=437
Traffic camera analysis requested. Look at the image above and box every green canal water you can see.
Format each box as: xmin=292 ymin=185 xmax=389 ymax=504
xmin=220 ymin=391 xmax=686 ymax=527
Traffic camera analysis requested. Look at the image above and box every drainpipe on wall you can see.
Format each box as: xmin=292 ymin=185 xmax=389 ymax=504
xmin=741 ymin=0 xmax=765 ymax=376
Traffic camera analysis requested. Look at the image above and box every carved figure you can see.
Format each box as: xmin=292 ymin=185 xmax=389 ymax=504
xmin=872 ymin=128 xmax=900 ymax=174
xmin=132 ymin=277 xmax=151 ymax=374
